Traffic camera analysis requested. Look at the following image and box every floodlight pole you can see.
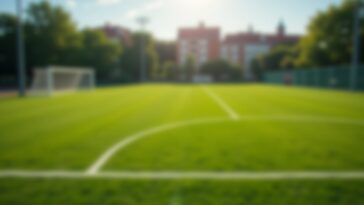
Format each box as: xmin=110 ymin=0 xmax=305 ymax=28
xmin=350 ymin=0 xmax=362 ymax=91
xmin=16 ymin=0 xmax=27 ymax=97
xmin=137 ymin=17 xmax=149 ymax=82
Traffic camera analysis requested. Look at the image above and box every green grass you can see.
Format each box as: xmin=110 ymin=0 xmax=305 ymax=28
xmin=0 ymin=85 xmax=222 ymax=169
xmin=1 ymin=179 xmax=364 ymax=205
xmin=0 ymin=84 xmax=364 ymax=204
xmin=106 ymin=121 xmax=364 ymax=171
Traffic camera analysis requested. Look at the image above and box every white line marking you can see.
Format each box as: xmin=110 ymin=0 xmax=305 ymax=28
xmin=86 ymin=118 xmax=229 ymax=175
xmin=237 ymin=115 xmax=364 ymax=126
xmin=1 ymin=170 xmax=364 ymax=180
xmin=0 ymin=115 xmax=363 ymax=180
xmin=202 ymin=86 xmax=239 ymax=120
xmin=87 ymin=115 xmax=364 ymax=175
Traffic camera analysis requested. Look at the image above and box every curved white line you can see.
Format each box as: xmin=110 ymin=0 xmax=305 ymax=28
xmin=86 ymin=117 xmax=230 ymax=175
xmin=86 ymin=115 xmax=364 ymax=175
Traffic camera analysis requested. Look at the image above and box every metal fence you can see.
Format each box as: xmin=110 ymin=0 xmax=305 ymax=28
xmin=263 ymin=65 xmax=364 ymax=90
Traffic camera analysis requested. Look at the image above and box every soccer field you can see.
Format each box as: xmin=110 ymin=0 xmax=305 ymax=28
xmin=0 ymin=84 xmax=364 ymax=204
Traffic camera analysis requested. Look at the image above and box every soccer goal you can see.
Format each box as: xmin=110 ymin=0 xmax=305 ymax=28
xmin=29 ymin=66 xmax=95 ymax=96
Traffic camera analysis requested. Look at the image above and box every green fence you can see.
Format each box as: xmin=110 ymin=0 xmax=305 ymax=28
xmin=263 ymin=65 xmax=364 ymax=90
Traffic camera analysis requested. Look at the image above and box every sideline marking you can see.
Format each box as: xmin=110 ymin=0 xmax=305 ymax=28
xmin=202 ymin=86 xmax=239 ymax=120
xmin=1 ymin=170 xmax=364 ymax=180
xmin=87 ymin=115 xmax=364 ymax=175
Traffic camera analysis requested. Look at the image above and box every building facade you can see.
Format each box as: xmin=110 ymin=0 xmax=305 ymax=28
xmin=221 ymin=22 xmax=300 ymax=80
xmin=177 ymin=23 xmax=220 ymax=68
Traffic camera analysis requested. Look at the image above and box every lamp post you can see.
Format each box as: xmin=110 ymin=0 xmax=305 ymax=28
xmin=136 ymin=17 xmax=149 ymax=82
xmin=350 ymin=0 xmax=363 ymax=91
xmin=16 ymin=0 xmax=27 ymax=96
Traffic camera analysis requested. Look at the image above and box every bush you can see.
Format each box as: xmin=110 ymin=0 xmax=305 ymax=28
xmin=200 ymin=60 xmax=242 ymax=82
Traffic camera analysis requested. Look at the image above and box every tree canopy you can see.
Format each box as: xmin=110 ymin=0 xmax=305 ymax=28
xmin=0 ymin=1 xmax=123 ymax=85
xmin=252 ymin=0 xmax=364 ymax=75
xmin=0 ymin=14 xmax=17 ymax=79
xmin=295 ymin=0 xmax=363 ymax=67
xmin=25 ymin=1 xmax=82 ymax=67
xmin=251 ymin=45 xmax=297 ymax=79
xmin=120 ymin=32 xmax=159 ymax=82
xmin=80 ymin=29 xmax=122 ymax=79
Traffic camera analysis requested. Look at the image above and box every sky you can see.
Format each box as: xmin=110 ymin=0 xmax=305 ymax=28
xmin=0 ymin=0 xmax=342 ymax=40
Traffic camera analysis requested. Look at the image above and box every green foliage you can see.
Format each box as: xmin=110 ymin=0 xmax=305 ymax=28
xmin=154 ymin=41 xmax=176 ymax=80
xmin=183 ymin=55 xmax=197 ymax=81
xmin=0 ymin=14 xmax=17 ymax=82
xmin=254 ymin=0 xmax=364 ymax=77
xmin=200 ymin=59 xmax=242 ymax=82
xmin=25 ymin=1 xmax=82 ymax=67
xmin=156 ymin=41 xmax=176 ymax=65
xmin=252 ymin=45 xmax=296 ymax=80
xmin=295 ymin=0 xmax=364 ymax=67
xmin=120 ymin=32 xmax=159 ymax=82
xmin=146 ymin=35 xmax=160 ymax=80
xmin=80 ymin=29 xmax=122 ymax=79
xmin=0 ymin=1 xmax=123 ymax=83
xmin=160 ymin=61 xmax=177 ymax=80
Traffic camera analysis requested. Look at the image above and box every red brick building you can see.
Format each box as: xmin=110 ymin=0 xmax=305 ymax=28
xmin=221 ymin=22 xmax=300 ymax=79
xmin=177 ymin=23 xmax=220 ymax=67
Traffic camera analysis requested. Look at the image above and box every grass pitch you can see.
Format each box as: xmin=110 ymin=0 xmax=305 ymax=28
xmin=0 ymin=84 xmax=364 ymax=204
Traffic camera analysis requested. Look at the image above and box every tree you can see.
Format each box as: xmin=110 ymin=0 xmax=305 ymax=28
xmin=25 ymin=1 xmax=82 ymax=67
xmin=155 ymin=41 xmax=176 ymax=80
xmin=251 ymin=45 xmax=297 ymax=80
xmin=160 ymin=61 xmax=176 ymax=81
xmin=145 ymin=35 xmax=160 ymax=80
xmin=0 ymin=14 xmax=17 ymax=85
xmin=200 ymin=59 xmax=241 ymax=82
xmin=23 ymin=1 xmax=123 ymax=82
xmin=120 ymin=32 xmax=159 ymax=82
xmin=252 ymin=0 xmax=363 ymax=80
xmin=183 ymin=55 xmax=197 ymax=81
xmin=80 ymin=29 xmax=122 ymax=79
xmin=156 ymin=41 xmax=176 ymax=65
xmin=295 ymin=0 xmax=364 ymax=67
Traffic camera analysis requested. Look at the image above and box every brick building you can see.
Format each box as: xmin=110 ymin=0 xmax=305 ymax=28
xmin=177 ymin=23 xmax=220 ymax=68
xmin=221 ymin=21 xmax=300 ymax=79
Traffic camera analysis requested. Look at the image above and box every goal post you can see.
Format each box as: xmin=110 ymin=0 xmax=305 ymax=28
xmin=29 ymin=66 xmax=95 ymax=96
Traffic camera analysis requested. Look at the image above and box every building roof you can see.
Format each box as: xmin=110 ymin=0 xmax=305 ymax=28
xmin=178 ymin=23 xmax=220 ymax=40
xmin=222 ymin=21 xmax=300 ymax=46
xmin=223 ymin=32 xmax=261 ymax=44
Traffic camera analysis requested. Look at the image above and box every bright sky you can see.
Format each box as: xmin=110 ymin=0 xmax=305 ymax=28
xmin=0 ymin=0 xmax=342 ymax=40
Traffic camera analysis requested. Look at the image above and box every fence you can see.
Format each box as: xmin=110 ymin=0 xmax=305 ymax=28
xmin=263 ymin=65 xmax=364 ymax=90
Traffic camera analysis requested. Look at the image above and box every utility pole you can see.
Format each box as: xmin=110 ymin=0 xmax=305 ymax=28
xmin=136 ymin=17 xmax=149 ymax=82
xmin=16 ymin=0 xmax=27 ymax=97
xmin=350 ymin=0 xmax=363 ymax=91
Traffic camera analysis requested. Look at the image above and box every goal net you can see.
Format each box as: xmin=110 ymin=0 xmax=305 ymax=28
xmin=29 ymin=66 xmax=95 ymax=95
